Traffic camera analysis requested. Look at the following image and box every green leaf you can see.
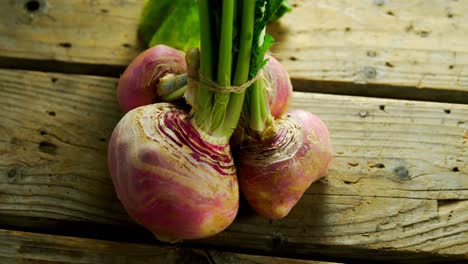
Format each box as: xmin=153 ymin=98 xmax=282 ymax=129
xmin=268 ymin=0 xmax=292 ymax=22
xmin=265 ymin=0 xmax=291 ymax=23
xmin=138 ymin=0 xmax=173 ymax=45
xmin=139 ymin=0 xmax=200 ymax=52
xmin=138 ymin=0 xmax=290 ymax=53
xmin=248 ymin=0 xmax=288 ymax=78
xmin=249 ymin=33 xmax=274 ymax=78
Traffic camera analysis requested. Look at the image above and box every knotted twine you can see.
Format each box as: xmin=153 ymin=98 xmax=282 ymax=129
xmin=186 ymin=58 xmax=274 ymax=96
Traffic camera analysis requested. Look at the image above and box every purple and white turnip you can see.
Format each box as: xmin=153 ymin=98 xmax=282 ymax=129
xmin=116 ymin=46 xmax=292 ymax=118
xmin=117 ymin=45 xmax=186 ymax=113
xmin=108 ymin=103 xmax=238 ymax=241
xmin=237 ymin=110 xmax=332 ymax=219
xmin=107 ymin=0 xmax=332 ymax=242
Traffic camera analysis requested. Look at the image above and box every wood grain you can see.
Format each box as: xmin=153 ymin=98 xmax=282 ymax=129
xmin=0 ymin=69 xmax=466 ymax=262
xmin=0 ymin=0 xmax=143 ymax=65
xmin=208 ymin=251 xmax=340 ymax=264
xmin=0 ymin=229 xmax=210 ymax=264
xmin=269 ymin=0 xmax=468 ymax=95
xmin=0 ymin=228 xmax=339 ymax=264
xmin=0 ymin=0 xmax=467 ymax=102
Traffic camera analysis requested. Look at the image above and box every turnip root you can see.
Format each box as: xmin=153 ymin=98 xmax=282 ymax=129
xmin=118 ymin=45 xmax=186 ymax=113
xmin=108 ymin=103 xmax=239 ymax=241
xmin=238 ymin=2 xmax=332 ymax=219
xmin=108 ymin=0 xmax=258 ymax=242
xmin=238 ymin=110 xmax=332 ymax=219
xmin=108 ymin=0 xmax=313 ymax=243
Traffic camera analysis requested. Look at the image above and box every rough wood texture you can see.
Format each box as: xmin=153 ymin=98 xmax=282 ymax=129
xmin=208 ymin=251 xmax=339 ymax=264
xmin=269 ymin=0 xmax=468 ymax=96
xmin=0 ymin=0 xmax=467 ymax=102
xmin=0 ymin=0 xmax=143 ymax=65
xmin=0 ymin=69 xmax=466 ymax=262
xmin=0 ymin=229 xmax=210 ymax=264
xmin=0 ymin=229 xmax=336 ymax=264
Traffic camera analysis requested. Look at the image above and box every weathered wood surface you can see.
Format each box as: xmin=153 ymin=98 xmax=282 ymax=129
xmin=209 ymin=251 xmax=339 ymax=264
xmin=0 ymin=229 xmax=332 ymax=264
xmin=269 ymin=0 xmax=468 ymax=101
xmin=0 ymin=0 xmax=142 ymax=65
xmin=1 ymin=0 xmax=467 ymax=102
xmin=0 ymin=69 xmax=466 ymax=262
xmin=0 ymin=229 xmax=209 ymax=264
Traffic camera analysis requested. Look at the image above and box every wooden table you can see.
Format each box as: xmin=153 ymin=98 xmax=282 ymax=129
xmin=0 ymin=0 xmax=467 ymax=263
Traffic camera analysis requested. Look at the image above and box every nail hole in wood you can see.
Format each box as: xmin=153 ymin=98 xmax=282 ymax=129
xmin=39 ymin=141 xmax=57 ymax=155
xmin=444 ymin=109 xmax=451 ymax=114
xmin=386 ymin=11 xmax=395 ymax=16
xmin=47 ymin=111 xmax=56 ymax=116
xmin=25 ymin=0 xmax=40 ymax=12
xmin=385 ymin=62 xmax=394 ymax=68
xmin=370 ymin=163 xmax=385 ymax=169
xmin=51 ymin=77 xmax=58 ymax=83
xmin=289 ymin=56 xmax=297 ymax=61
xmin=452 ymin=167 xmax=459 ymax=172
xmin=449 ymin=65 xmax=454 ymax=70
xmin=379 ymin=105 xmax=385 ymax=111
xmin=59 ymin=42 xmax=72 ymax=48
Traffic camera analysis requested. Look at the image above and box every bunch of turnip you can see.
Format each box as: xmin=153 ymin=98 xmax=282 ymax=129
xmin=108 ymin=0 xmax=332 ymax=242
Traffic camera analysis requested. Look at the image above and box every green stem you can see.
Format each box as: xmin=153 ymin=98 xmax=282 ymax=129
xmin=249 ymin=80 xmax=266 ymax=132
xmin=258 ymin=78 xmax=269 ymax=121
xmin=157 ymin=73 xmax=187 ymax=97
xmin=221 ymin=0 xmax=256 ymax=138
xmin=211 ymin=0 xmax=234 ymax=136
xmin=194 ymin=0 xmax=215 ymax=131
xmin=160 ymin=85 xmax=187 ymax=102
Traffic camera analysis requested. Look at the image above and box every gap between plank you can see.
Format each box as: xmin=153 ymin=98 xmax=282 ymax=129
xmin=1 ymin=56 xmax=467 ymax=105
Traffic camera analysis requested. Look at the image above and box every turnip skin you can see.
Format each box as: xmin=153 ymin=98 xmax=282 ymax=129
xmin=118 ymin=45 xmax=186 ymax=113
xmin=118 ymin=49 xmax=292 ymax=118
xmin=265 ymin=54 xmax=293 ymax=118
xmin=237 ymin=110 xmax=332 ymax=219
xmin=108 ymin=103 xmax=238 ymax=241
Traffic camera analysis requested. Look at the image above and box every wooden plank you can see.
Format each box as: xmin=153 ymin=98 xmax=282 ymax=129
xmin=1 ymin=0 xmax=468 ymax=102
xmin=0 ymin=69 xmax=467 ymax=262
xmin=269 ymin=0 xmax=468 ymax=96
xmin=0 ymin=229 xmax=337 ymax=264
xmin=208 ymin=251 xmax=340 ymax=264
xmin=0 ymin=229 xmax=210 ymax=264
xmin=0 ymin=0 xmax=142 ymax=65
